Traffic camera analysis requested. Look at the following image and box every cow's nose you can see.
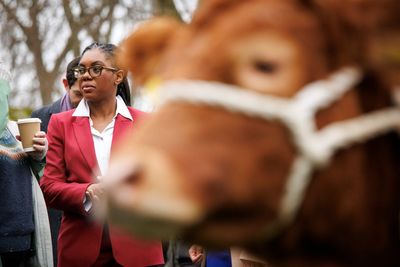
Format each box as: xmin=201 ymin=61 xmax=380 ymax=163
xmin=103 ymin=159 xmax=146 ymax=217
xmin=103 ymin=147 xmax=207 ymax=240
xmin=103 ymin=159 xmax=143 ymax=189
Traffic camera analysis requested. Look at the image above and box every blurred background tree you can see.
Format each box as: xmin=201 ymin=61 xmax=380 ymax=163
xmin=0 ymin=0 xmax=198 ymax=117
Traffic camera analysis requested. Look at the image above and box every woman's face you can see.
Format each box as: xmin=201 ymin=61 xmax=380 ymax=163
xmin=78 ymin=48 xmax=121 ymax=103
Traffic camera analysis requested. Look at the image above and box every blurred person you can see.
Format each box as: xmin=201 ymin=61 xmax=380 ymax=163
xmin=188 ymin=244 xmax=205 ymax=266
xmin=31 ymin=56 xmax=82 ymax=267
xmin=0 ymin=63 xmax=52 ymax=266
xmin=163 ymin=240 xmax=201 ymax=267
xmin=39 ymin=42 xmax=164 ymax=267
xmin=32 ymin=56 xmax=83 ymax=132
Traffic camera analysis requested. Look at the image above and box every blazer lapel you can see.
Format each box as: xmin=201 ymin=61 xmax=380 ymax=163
xmin=111 ymin=114 xmax=133 ymax=151
xmin=72 ymin=116 xmax=99 ymax=170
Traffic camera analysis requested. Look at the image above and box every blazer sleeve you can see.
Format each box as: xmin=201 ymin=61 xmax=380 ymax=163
xmin=40 ymin=114 xmax=90 ymax=216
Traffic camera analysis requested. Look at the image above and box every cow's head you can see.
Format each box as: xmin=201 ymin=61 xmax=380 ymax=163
xmin=105 ymin=0 xmax=400 ymax=264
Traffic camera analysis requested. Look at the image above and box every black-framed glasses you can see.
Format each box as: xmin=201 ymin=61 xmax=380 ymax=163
xmin=73 ymin=65 xmax=119 ymax=79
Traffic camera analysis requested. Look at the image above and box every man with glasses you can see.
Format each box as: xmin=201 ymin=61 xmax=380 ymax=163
xmin=32 ymin=56 xmax=82 ymax=132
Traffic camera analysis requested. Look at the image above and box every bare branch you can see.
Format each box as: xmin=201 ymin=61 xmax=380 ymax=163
xmin=77 ymin=0 xmax=87 ymax=12
xmin=51 ymin=34 xmax=77 ymax=78
xmin=98 ymin=2 xmax=117 ymax=42
xmin=1 ymin=0 xmax=186 ymax=106
xmin=0 ymin=1 xmax=29 ymax=35
xmin=63 ymin=0 xmax=77 ymax=30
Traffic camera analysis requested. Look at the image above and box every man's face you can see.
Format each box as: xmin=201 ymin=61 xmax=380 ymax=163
xmin=68 ymin=82 xmax=83 ymax=108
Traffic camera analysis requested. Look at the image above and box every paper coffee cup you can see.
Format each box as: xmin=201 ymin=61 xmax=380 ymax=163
xmin=17 ymin=118 xmax=41 ymax=152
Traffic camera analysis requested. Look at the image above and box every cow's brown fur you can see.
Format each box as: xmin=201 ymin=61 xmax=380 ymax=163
xmin=107 ymin=1 xmax=400 ymax=266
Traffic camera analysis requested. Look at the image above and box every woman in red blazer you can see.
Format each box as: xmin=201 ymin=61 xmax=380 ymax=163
xmin=40 ymin=43 xmax=164 ymax=267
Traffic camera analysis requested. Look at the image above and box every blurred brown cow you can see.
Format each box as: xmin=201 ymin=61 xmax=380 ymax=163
xmin=104 ymin=0 xmax=400 ymax=266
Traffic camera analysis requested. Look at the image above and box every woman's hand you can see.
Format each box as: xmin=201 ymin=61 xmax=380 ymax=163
xmin=85 ymin=183 xmax=107 ymax=219
xmin=189 ymin=244 xmax=204 ymax=264
xmin=86 ymin=183 xmax=105 ymax=203
xmin=26 ymin=131 xmax=48 ymax=160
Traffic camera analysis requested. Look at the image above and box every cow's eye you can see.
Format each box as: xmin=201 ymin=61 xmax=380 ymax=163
xmin=253 ymin=60 xmax=277 ymax=74
xmin=231 ymin=31 xmax=308 ymax=97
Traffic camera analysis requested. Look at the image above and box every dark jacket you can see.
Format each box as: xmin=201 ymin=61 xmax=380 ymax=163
xmin=31 ymin=99 xmax=61 ymax=132
xmin=0 ymin=126 xmax=34 ymax=253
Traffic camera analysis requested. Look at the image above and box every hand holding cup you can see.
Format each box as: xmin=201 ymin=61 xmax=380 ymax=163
xmin=17 ymin=118 xmax=47 ymax=160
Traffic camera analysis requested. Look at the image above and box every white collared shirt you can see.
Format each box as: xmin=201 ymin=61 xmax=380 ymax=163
xmin=73 ymin=96 xmax=133 ymax=176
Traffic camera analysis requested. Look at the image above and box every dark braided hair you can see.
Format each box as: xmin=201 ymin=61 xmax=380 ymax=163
xmin=81 ymin=42 xmax=131 ymax=106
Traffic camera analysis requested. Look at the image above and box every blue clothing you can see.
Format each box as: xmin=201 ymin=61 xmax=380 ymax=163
xmin=0 ymin=126 xmax=34 ymax=253
xmin=206 ymin=250 xmax=231 ymax=267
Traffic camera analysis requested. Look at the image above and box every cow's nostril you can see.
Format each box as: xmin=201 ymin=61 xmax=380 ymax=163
xmin=124 ymin=165 xmax=143 ymax=185
xmin=103 ymin=159 xmax=143 ymax=189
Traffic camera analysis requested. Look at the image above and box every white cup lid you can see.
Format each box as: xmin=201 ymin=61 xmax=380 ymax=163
xmin=17 ymin=118 xmax=42 ymax=124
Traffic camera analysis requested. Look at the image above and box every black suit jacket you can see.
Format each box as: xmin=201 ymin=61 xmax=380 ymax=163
xmin=31 ymin=98 xmax=62 ymax=132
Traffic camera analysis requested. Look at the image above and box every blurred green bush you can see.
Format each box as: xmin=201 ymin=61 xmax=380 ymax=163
xmin=9 ymin=107 xmax=33 ymax=121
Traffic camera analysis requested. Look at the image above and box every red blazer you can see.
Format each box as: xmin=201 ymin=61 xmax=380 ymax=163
xmin=40 ymin=107 xmax=164 ymax=267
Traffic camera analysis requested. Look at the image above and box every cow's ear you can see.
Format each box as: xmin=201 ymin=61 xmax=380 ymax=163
xmin=117 ymin=17 xmax=184 ymax=85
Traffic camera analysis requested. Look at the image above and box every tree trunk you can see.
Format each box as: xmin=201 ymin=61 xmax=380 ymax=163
xmin=37 ymin=70 xmax=58 ymax=105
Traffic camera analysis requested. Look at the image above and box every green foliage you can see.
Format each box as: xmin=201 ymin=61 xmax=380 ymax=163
xmin=9 ymin=107 xmax=33 ymax=120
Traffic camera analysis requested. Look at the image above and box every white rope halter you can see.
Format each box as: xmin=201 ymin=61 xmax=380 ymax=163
xmin=153 ymin=67 xmax=400 ymax=239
